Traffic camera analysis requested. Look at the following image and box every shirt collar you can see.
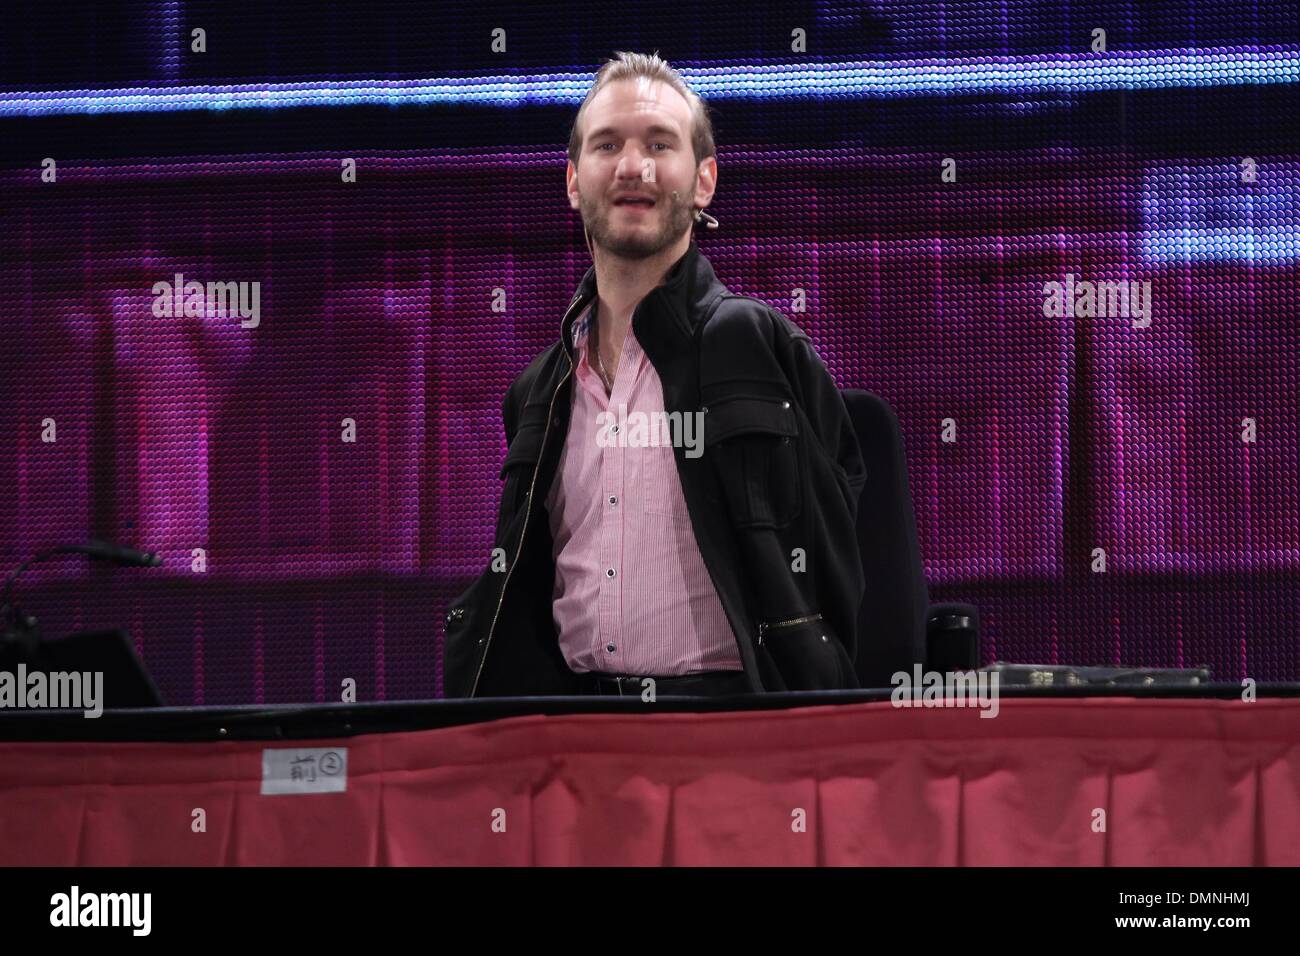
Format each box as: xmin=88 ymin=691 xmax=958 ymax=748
xmin=560 ymin=239 xmax=714 ymax=364
xmin=571 ymin=300 xmax=596 ymax=350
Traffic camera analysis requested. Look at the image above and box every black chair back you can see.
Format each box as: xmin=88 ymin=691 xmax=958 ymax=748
xmin=840 ymin=389 xmax=931 ymax=687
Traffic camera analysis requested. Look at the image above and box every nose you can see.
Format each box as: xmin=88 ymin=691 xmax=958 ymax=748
xmin=614 ymin=143 xmax=652 ymax=181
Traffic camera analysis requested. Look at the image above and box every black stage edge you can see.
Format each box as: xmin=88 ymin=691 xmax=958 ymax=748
xmin=1 ymin=683 xmax=1296 ymax=742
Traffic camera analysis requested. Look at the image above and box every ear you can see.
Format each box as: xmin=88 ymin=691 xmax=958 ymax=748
xmin=565 ymin=160 xmax=581 ymax=211
xmin=693 ymin=156 xmax=718 ymax=210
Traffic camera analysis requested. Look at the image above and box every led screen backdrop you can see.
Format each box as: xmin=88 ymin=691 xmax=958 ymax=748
xmin=1 ymin=1 xmax=1297 ymax=704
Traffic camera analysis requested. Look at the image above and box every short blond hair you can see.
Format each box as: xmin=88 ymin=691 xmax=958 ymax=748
xmin=567 ymin=51 xmax=716 ymax=170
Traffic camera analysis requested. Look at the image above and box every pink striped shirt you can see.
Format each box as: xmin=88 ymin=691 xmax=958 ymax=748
xmin=544 ymin=302 xmax=742 ymax=676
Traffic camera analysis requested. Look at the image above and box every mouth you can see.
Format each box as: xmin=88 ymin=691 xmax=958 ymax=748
xmin=612 ymin=197 xmax=657 ymax=210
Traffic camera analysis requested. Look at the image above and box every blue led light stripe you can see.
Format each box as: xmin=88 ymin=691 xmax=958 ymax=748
xmin=2 ymin=46 xmax=1298 ymax=117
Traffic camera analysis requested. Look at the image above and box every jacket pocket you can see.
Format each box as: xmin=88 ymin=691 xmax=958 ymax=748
xmin=498 ymin=405 xmax=550 ymax=522
xmin=442 ymin=578 xmax=487 ymax=698
xmin=702 ymin=396 xmax=802 ymax=529
xmin=758 ymin=613 xmax=859 ymax=691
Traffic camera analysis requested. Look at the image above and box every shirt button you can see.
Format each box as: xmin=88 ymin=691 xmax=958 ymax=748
xmin=606 ymin=642 xmax=617 ymax=653
xmin=608 ymin=495 xmax=617 ymax=505
xmin=782 ymin=401 xmax=791 ymax=409
xmin=606 ymin=568 xmax=616 ymax=577
xmin=612 ymin=425 xmax=619 ymax=434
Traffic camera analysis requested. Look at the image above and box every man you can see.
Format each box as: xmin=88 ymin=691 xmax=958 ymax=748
xmin=444 ymin=51 xmax=866 ymax=698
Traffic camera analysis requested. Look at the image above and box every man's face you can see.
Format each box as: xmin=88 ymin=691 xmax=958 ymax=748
xmin=568 ymin=77 xmax=715 ymax=260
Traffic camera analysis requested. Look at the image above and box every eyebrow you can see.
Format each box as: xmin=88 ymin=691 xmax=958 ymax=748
xmin=587 ymin=124 xmax=682 ymax=141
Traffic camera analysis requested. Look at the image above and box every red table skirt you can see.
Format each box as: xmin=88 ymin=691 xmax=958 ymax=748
xmin=3 ymin=697 xmax=1298 ymax=866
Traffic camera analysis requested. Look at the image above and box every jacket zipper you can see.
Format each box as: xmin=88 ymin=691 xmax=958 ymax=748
xmin=757 ymin=612 xmax=822 ymax=646
xmin=469 ymin=292 xmax=585 ymax=697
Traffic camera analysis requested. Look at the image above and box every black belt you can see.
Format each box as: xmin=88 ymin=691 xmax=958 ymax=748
xmin=582 ymin=669 xmax=751 ymax=697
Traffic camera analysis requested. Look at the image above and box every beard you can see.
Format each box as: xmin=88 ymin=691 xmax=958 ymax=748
xmin=580 ymin=186 xmax=695 ymax=260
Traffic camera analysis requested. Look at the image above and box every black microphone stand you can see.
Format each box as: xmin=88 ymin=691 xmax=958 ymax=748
xmin=1 ymin=542 xmax=162 ymax=662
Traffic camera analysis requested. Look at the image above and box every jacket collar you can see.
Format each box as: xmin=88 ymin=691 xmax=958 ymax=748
xmin=560 ymin=238 xmax=724 ymax=363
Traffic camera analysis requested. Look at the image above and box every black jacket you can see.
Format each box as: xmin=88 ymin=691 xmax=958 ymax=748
xmin=443 ymin=240 xmax=867 ymax=697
